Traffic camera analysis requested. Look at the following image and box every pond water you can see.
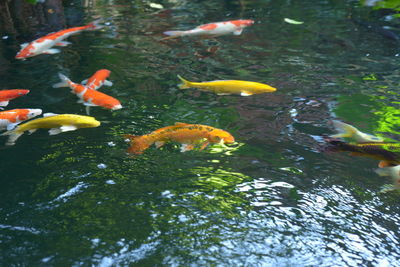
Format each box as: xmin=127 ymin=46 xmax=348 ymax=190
xmin=1 ymin=0 xmax=400 ymax=265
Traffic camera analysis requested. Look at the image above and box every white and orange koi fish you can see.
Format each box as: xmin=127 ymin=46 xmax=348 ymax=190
xmin=163 ymin=19 xmax=254 ymax=39
xmin=53 ymin=73 xmax=122 ymax=111
xmin=0 ymin=108 xmax=42 ymax=131
xmin=81 ymin=69 xmax=113 ymax=91
xmin=15 ymin=19 xmax=103 ymax=59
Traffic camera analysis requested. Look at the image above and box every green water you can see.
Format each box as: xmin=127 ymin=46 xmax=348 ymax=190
xmin=1 ymin=0 xmax=400 ymax=265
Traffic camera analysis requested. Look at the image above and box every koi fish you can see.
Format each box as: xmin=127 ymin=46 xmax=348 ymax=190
xmin=81 ymin=69 xmax=113 ymax=91
xmin=125 ymin=122 xmax=235 ymax=154
xmin=163 ymin=19 xmax=254 ymax=39
xmin=375 ymin=165 xmax=400 ymax=192
xmin=330 ymin=120 xmax=383 ymax=143
xmin=0 ymin=109 xmax=42 ymax=131
xmin=2 ymin=113 xmax=100 ymax=146
xmin=0 ymin=89 xmax=30 ymax=107
xmin=324 ymin=138 xmax=400 ymax=168
xmin=53 ymin=73 xmax=122 ymax=111
xmin=15 ymin=19 xmax=103 ymax=59
xmin=177 ymin=75 xmax=276 ymax=96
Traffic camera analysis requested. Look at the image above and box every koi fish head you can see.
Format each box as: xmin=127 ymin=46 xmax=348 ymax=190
xmin=74 ymin=116 xmax=101 ymax=128
xmin=96 ymin=69 xmax=111 ymax=78
xmin=232 ymin=19 xmax=255 ymax=28
xmin=208 ymin=129 xmax=235 ymax=144
xmin=15 ymin=44 xmax=36 ymax=59
xmin=25 ymin=109 xmax=43 ymax=120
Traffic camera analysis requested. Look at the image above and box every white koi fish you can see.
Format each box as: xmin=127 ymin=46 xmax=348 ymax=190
xmin=163 ymin=19 xmax=254 ymax=39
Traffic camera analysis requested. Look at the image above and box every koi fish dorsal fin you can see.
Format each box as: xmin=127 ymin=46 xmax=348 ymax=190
xmin=43 ymin=113 xmax=58 ymax=117
xmin=174 ymin=122 xmax=190 ymax=127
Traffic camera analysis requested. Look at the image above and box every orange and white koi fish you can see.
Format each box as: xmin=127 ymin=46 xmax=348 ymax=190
xmin=0 ymin=89 xmax=30 ymax=107
xmin=177 ymin=75 xmax=276 ymax=96
xmin=81 ymin=69 xmax=113 ymax=91
xmin=15 ymin=19 xmax=103 ymax=59
xmin=0 ymin=109 xmax=42 ymax=131
xmin=125 ymin=122 xmax=235 ymax=154
xmin=53 ymin=73 xmax=122 ymax=111
xmin=163 ymin=19 xmax=254 ymax=39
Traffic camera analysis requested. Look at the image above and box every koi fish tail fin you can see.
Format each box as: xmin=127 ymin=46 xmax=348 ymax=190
xmin=124 ymin=134 xmax=152 ymax=154
xmin=177 ymin=75 xmax=192 ymax=89
xmin=1 ymin=129 xmax=23 ymax=146
xmin=162 ymin=31 xmax=185 ymax=40
xmin=375 ymin=168 xmax=390 ymax=177
xmin=163 ymin=30 xmax=185 ymax=36
xmin=330 ymin=120 xmax=357 ymax=139
xmin=87 ymin=18 xmax=103 ymax=30
xmin=53 ymin=73 xmax=71 ymax=88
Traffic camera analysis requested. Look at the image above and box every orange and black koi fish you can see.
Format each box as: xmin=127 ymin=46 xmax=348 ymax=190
xmin=325 ymin=138 xmax=400 ymax=167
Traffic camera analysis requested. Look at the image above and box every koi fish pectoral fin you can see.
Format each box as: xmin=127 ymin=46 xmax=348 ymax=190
xmin=199 ymin=141 xmax=210 ymax=151
xmin=82 ymin=102 xmax=96 ymax=106
xmin=240 ymin=92 xmax=253 ymax=96
xmin=233 ymin=29 xmax=243 ymax=35
xmin=81 ymin=79 xmax=88 ymax=85
xmin=6 ymin=123 xmax=18 ymax=131
xmin=60 ymin=125 xmax=78 ymax=132
xmin=155 ymin=141 xmax=165 ymax=148
xmin=180 ymin=143 xmax=195 ymax=152
xmin=0 ymin=101 xmax=9 ymax=107
xmin=28 ymin=129 xmax=37 ymax=135
xmin=42 ymin=48 xmax=61 ymax=55
xmin=104 ymin=80 xmax=113 ymax=86
xmin=55 ymin=41 xmax=72 ymax=47
xmin=48 ymin=128 xmax=62 ymax=135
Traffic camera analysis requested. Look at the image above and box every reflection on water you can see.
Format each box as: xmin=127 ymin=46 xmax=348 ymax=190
xmin=1 ymin=0 xmax=400 ymax=266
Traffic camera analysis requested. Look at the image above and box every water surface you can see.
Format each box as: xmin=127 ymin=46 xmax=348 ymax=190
xmin=1 ymin=0 xmax=400 ymax=265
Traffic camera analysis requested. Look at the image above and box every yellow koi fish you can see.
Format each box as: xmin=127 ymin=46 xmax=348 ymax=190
xmin=177 ymin=75 xmax=276 ymax=96
xmin=2 ymin=113 xmax=100 ymax=145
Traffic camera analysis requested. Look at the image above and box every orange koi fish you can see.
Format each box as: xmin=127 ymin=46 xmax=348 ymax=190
xmin=0 ymin=89 xmax=30 ymax=107
xmin=15 ymin=19 xmax=103 ymax=59
xmin=125 ymin=122 xmax=235 ymax=154
xmin=0 ymin=108 xmax=42 ymax=131
xmin=53 ymin=73 xmax=122 ymax=111
xmin=163 ymin=19 xmax=254 ymax=39
xmin=81 ymin=69 xmax=113 ymax=90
